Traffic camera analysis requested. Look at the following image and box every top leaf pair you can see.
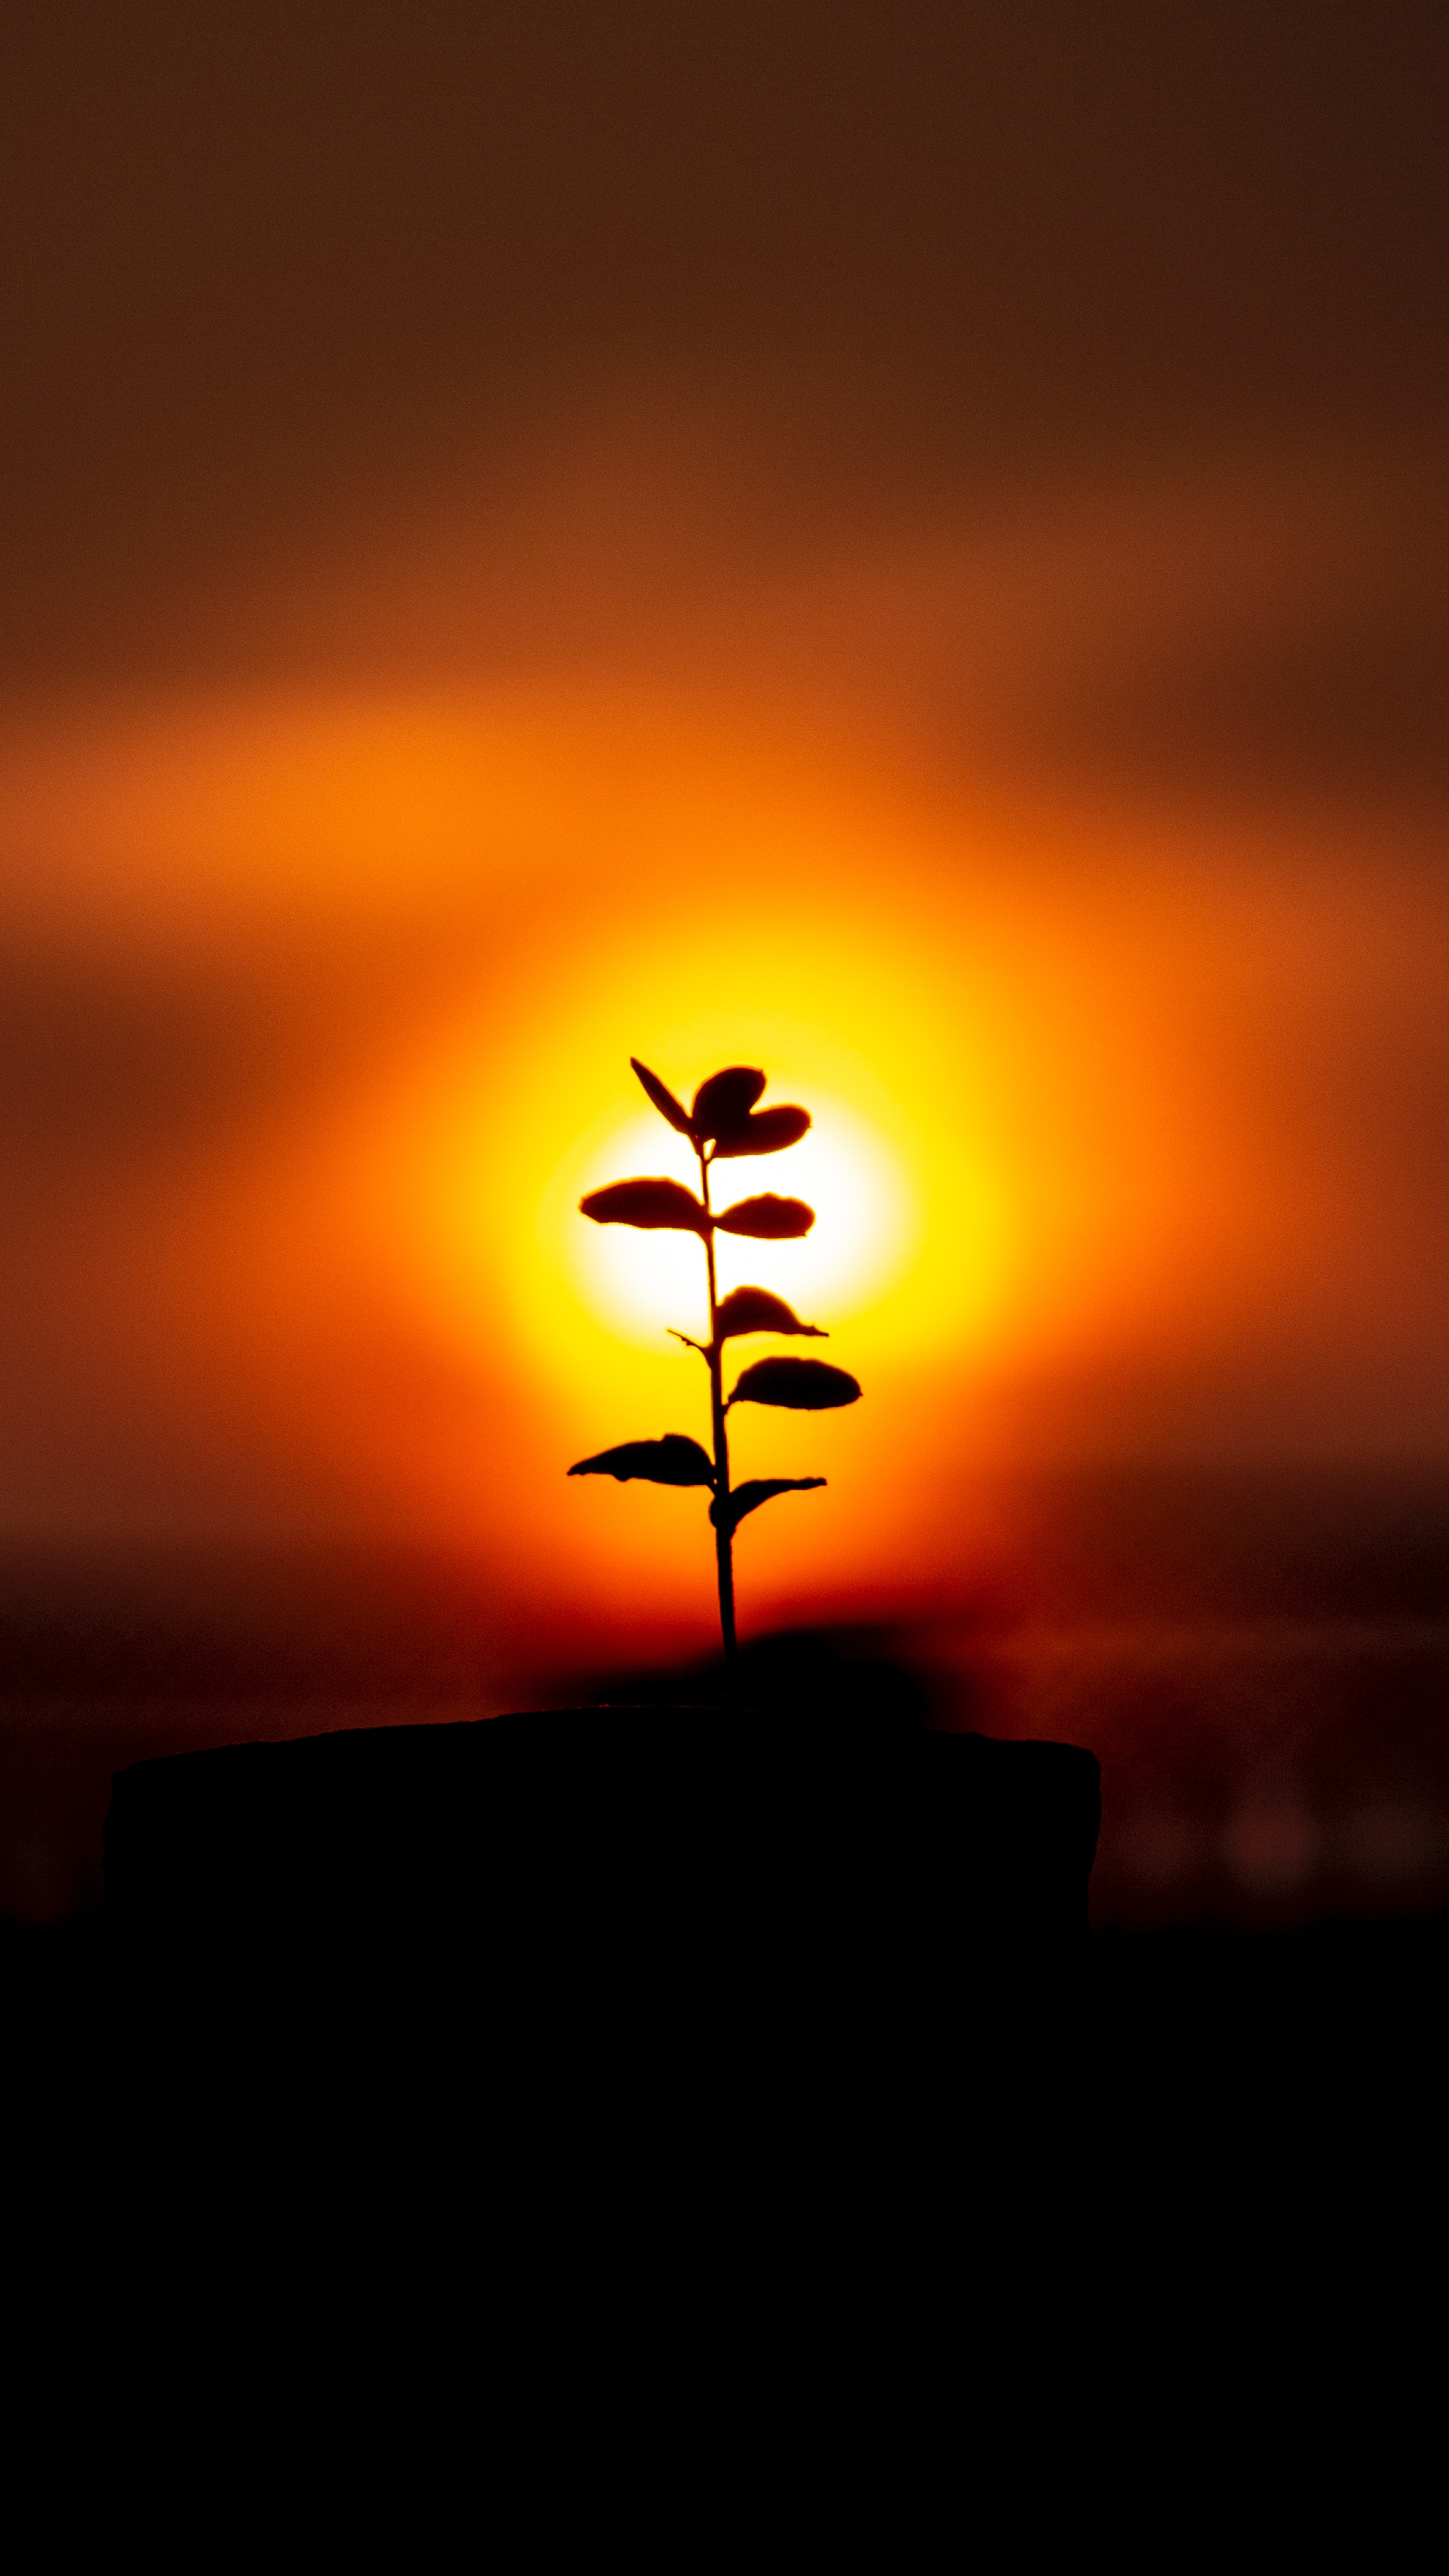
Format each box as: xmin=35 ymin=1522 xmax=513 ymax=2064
xmin=631 ymin=1058 xmax=810 ymax=1159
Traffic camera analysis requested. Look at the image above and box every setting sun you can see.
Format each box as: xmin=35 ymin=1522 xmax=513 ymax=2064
xmin=561 ymin=1095 xmax=915 ymax=1350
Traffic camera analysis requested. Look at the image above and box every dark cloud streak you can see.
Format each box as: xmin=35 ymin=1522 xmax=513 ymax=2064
xmin=1 ymin=3 xmax=1446 ymax=677
xmin=0 ymin=919 xmax=506 ymax=1165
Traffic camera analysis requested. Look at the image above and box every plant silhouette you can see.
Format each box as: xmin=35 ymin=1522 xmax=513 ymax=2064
xmin=569 ymin=1059 xmax=861 ymax=1674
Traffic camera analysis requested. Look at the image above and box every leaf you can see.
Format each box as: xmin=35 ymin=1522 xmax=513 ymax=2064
xmin=710 ymin=1476 xmax=826 ymax=1533
xmin=630 ymin=1057 xmax=693 ymax=1135
xmin=691 ymin=1066 xmax=765 ymax=1137
xmin=728 ymin=1357 xmax=861 ymax=1409
xmin=713 ymin=1286 xmax=826 ymax=1343
xmin=580 ymin=1177 xmax=710 ymax=1233
xmin=710 ymin=1105 xmax=811 ymax=1159
xmin=714 ymin=1193 xmax=815 ymax=1239
xmin=567 ymin=1435 xmax=715 ymax=1487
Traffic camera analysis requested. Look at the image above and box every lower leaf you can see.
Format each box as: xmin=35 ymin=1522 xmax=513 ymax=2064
xmin=568 ymin=1435 xmax=715 ymax=1487
xmin=710 ymin=1476 xmax=826 ymax=1532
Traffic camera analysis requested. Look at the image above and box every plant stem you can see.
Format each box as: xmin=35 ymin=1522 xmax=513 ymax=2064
xmin=699 ymin=1147 xmax=737 ymax=1682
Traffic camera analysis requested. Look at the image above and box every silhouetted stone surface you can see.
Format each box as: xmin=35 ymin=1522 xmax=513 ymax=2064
xmin=105 ymin=1706 xmax=1100 ymax=2125
xmin=108 ymin=1709 xmax=1099 ymax=1933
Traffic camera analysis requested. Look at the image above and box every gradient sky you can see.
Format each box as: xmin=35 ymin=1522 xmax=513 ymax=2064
xmin=3 ymin=3 xmax=1447 ymax=1668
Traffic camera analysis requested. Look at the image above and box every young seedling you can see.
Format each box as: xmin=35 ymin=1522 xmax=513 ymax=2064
xmin=568 ymin=1059 xmax=861 ymax=1678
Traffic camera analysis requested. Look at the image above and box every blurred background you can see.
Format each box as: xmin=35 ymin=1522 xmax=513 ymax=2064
xmin=2 ymin=2 xmax=1447 ymax=1929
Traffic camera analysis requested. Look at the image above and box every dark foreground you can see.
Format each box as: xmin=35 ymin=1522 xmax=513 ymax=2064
xmin=3 ymin=1711 xmax=1441 ymax=2477
xmin=4 ymin=1703 xmax=1439 ymax=2196
xmin=8 ymin=1898 xmax=1441 ymax=2146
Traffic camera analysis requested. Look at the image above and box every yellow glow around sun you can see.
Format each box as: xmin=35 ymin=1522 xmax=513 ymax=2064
xmin=395 ymin=895 xmax=1026 ymax=1472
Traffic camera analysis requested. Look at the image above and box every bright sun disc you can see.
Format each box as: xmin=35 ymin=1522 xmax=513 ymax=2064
xmin=564 ymin=1100 xmax=916 ymax=1351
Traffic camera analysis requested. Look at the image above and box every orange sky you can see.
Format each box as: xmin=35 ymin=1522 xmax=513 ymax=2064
xmin=3 ymin=571 xmax=1448 ymax=1667
xmin=2 ymin=7 xmax=1446 ymax=1678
